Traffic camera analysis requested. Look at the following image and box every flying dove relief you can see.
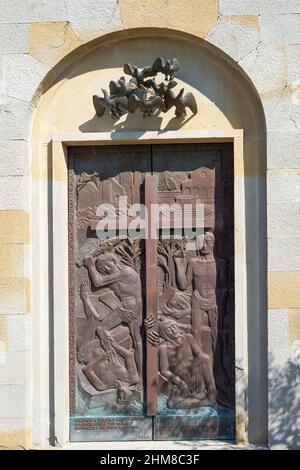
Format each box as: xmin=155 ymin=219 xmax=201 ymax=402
xmin=92 ymin=57 xmax=198 ymax=120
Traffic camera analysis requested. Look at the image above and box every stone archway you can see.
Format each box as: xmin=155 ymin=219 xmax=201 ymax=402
xmin=30 ymin=28 xmax=267 ymax=446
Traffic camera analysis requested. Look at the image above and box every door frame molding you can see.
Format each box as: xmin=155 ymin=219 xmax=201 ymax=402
xmin=51 ymin=129 xmax=246 ymax=446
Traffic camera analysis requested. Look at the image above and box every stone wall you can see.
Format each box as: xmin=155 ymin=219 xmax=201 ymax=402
xmin=0 ymin=0 xmax=299 ymax=449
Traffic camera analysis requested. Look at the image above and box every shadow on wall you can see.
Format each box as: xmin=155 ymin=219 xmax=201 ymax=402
xmin=268 ymin=349 xmax=300 ymax=449
xmin=79 ymin=110 xmax=197 ymax=134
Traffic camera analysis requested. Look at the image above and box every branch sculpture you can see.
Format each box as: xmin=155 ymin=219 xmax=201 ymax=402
xmin=92 ymin=57 xmax=198 ymax=120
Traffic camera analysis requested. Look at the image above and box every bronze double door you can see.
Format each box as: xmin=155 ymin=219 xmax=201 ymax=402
xmin=68 ymin=143 xmax=235 ymax=442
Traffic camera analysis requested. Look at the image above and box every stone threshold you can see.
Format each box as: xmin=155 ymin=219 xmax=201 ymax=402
xmin=60 ymin=440 xmax=267 ymax=451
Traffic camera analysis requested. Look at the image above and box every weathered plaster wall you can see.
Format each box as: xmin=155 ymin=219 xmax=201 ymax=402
xmin=0 ymin=0 xmax=299 ymax=449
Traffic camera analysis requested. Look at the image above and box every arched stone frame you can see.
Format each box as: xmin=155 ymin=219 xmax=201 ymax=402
xmin=30 ymin=28 xmax=267 ymax=447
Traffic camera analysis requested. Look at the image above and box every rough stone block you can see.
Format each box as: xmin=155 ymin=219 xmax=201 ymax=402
xmin=0 ymin=314 xmax=31 ymax=352
xmin=288 ymin=310 xmax=300 ymax=343
xmin=119 ymin=0 xmax=166 ymax=28
xmin=267 ymin=169 xmax=300 ymax=203
xmin=166 ymin=0 xmax=219 ymax=38
xmin=268 ymin=203 xmax=300 ymax=238
xmin=0 ymin=278 xmax=30 ymax=315
xmin=0 ymin=384 xmax=31 ymax=418
xmin=0 ymin=24 xmax=28 ymax=54
xmin=268 ymin=272 xmax=300 ymax=309
xmin=268 ymin=308 xmax=300 ymax=443
xmin=6 ymin=315 xmax=31 ymax=352
xmin=0 ymin=1 xmax=68 ymax=23
xmin=220 ymin=0 xmax=300 ymax=15
xmin=267 ymin=132 xmax=300 ymax=169
xmin=0 ymin=57 xmax=4 ymax=109
xmin=261 ymin=14 xmax=300 ymax=44
xmin=268 ymin=237 xmax=300 ymax=272
xmin=268 ymin=309 xmax=289 ymax=357
xmin=0 ymin=140 xmax=28 ymax=177
xmin=29 ymin=22 xmax=82 ymax=68
xmin=239 ymin=44 xmax=287 ymax=95
xmin=0 ymin=417 xmax=31 ymax=432
xmin=206 ymin=16 xmax=259 ymax=62
xmin=287 ymin=44 xmax=300 ymax=84
xmin=0 ymin=350 xmax=31 ymax=385
xmin=0 ymin=424 xmax=31 ymax=449
xmin=0 ymin=245 xmax=26 ymax=278
xmin=269 ymin=413 xmax=300 ymax=449
xmin=120 ymin=0 xmax=219 ymax=38
xmin=0 ymin=176 xmax=28 ymax=211
xmin=68 ymin=0 xmax=122 ymax=40
xmin=3 ymin=54 xmax=48 ymax=103
xmin=0 ymin=316 xmax=5 ymax=354
xmin=263 ymin=86 xmax=300 ymax=133
xmin=0 ymin=211 xmax=29 ymax=244
xmin=0 ymin=98 xmax=33 ymax=140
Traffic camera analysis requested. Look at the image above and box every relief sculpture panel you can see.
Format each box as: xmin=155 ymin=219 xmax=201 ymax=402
xmin=69 ymin=146 xmax=152 ymax=441
xmin=80 ymin=239 xmax=143 ymax=397
xmin=69 ymin=143 xmax=235 ymax=442
xmin=151 ymin=144 xmax=235 ymax=440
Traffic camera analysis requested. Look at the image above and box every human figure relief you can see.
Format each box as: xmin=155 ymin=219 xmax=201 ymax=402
xmin=145 ymin=315 xmax=217 ymax=408
xmin=162 ymin=290 xmax=191 ymax=320
xmin=82 ymin=250 xmax=143 ymax=383
xmin=174 ymin=231 xmax=227 ymax=354
xmin=77 ymin=328 xmax=139 ymax=404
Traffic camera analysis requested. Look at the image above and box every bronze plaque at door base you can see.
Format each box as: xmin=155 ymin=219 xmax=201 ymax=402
xmin=68 ymin=143 xmax=235 ymax=442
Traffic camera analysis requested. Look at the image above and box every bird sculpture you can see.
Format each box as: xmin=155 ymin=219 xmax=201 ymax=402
xmin=93 ymin=89 xmax=128 ymax=120
xmin=128 ymin=92 xmax=166 ymax=118
xmin=165 ymin=88 xmax=198 ymax=118
xmin=92 ymin=57 xmax=198 ymax=121
xmin=152 ymin=57 xmax=180 ymax=80
xmin=123 ymin=62 xmax=157 ymax=86
xmin=109 ymin=76 xmax=136 ymax=97
xmin=143 ymin=79 xmax=177 ymax=97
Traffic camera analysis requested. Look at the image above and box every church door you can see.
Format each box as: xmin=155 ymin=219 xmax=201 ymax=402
xmin=68 ymin=143 xmax=235 ymax=442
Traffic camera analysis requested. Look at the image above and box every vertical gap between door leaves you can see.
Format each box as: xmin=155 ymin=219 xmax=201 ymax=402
xmin=150 ymin=144 xmax=155 ymax=439
xmin=150 ymin=144 xmax=154 ymax=175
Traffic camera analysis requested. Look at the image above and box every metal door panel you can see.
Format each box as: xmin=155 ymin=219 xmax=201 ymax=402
xmin=151 ymin=143 xmax=235 ymax=440
xmin=68 ymin=145 xmax=152 ymax=441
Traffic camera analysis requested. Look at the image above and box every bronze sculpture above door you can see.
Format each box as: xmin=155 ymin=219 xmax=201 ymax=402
xmin=92 ymin=58 xmax=198 ymax=120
